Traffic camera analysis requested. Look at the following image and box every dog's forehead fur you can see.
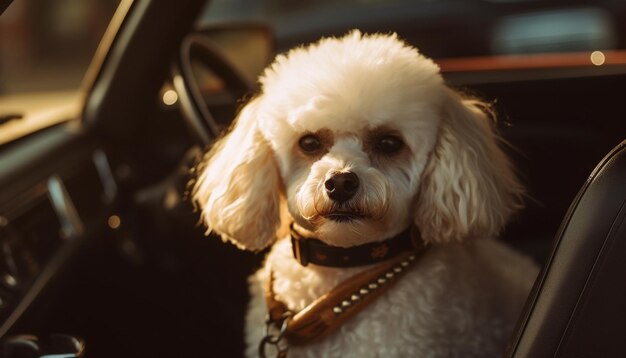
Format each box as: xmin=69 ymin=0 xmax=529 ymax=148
xmin=257 ymin=31 xmax=446 ymax=137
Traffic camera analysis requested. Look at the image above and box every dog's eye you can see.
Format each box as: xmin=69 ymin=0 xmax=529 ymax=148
xmin=298 ymin=134 xmax=322 ymax=154
xmin=376 ymin=135 xmax=404 ymax=154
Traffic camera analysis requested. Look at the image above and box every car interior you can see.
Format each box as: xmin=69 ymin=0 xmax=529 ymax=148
xmin=509 ymin=139 xmax=626 ymax=357
xmin=0 ymin=0 xmax=625 ymax=357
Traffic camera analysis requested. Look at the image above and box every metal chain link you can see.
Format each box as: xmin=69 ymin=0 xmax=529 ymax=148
xmin=259 ymin=311 xmax=292 ymax=358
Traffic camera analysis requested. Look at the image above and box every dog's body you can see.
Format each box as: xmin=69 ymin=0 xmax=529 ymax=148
xmin=194 ymin=31 xmax=539 ymax=357
xmin=245 ymin=238 xmax=537 ymax=358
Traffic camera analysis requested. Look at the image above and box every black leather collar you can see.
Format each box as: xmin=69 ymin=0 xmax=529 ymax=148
xmin=290 ymin=224 xmax=422 ymax=267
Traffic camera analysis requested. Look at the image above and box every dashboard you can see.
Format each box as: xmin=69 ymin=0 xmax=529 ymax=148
xmin=0 ymin=126 xmax=116 ymax=337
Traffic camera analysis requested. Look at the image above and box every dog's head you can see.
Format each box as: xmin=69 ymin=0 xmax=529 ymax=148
xmin=193 ymin=31 xmax=523 ymax=251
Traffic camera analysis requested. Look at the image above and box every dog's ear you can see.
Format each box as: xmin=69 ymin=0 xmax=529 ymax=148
xmin=414 ymin=89 xmax=524 ymax=243
xmin=192 ymin=97 xmax=282 ymax=251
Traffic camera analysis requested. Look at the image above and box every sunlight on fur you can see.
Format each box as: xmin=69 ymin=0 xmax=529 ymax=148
xmin=192 ymin=30 xmax=538 ymax=358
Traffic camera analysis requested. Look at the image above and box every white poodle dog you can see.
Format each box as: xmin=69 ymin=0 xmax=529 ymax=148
xmin=193 ymin=31 xmax=539 ymax=357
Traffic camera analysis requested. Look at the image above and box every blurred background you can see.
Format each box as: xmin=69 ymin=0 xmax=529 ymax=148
xmin=3 ymin=0 xmax=626 ymax=99
xmin=201 ymin=0 xmax=626 ymax=58
xmin=0 ymin=0 xmax=119 ymax=95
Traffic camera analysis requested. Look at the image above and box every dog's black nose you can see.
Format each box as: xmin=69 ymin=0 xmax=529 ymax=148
xmin=325 ymin=172 xmax=360 ymax=203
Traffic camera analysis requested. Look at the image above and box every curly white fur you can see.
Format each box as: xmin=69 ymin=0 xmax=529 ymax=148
xmin=193 ymin=30 xmax=538 ymax=357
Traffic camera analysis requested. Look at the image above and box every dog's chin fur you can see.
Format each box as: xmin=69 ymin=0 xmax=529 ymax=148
xmin=192 ymin=30 xmax=538 ymax=357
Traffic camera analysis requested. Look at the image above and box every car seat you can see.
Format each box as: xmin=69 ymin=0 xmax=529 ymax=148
xmin=507 ymin=139 xmax=626 ymax=357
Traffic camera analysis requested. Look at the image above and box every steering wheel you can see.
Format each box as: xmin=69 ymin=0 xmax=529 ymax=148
xmin=171 ymin=33 xmax=254 ymax=144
